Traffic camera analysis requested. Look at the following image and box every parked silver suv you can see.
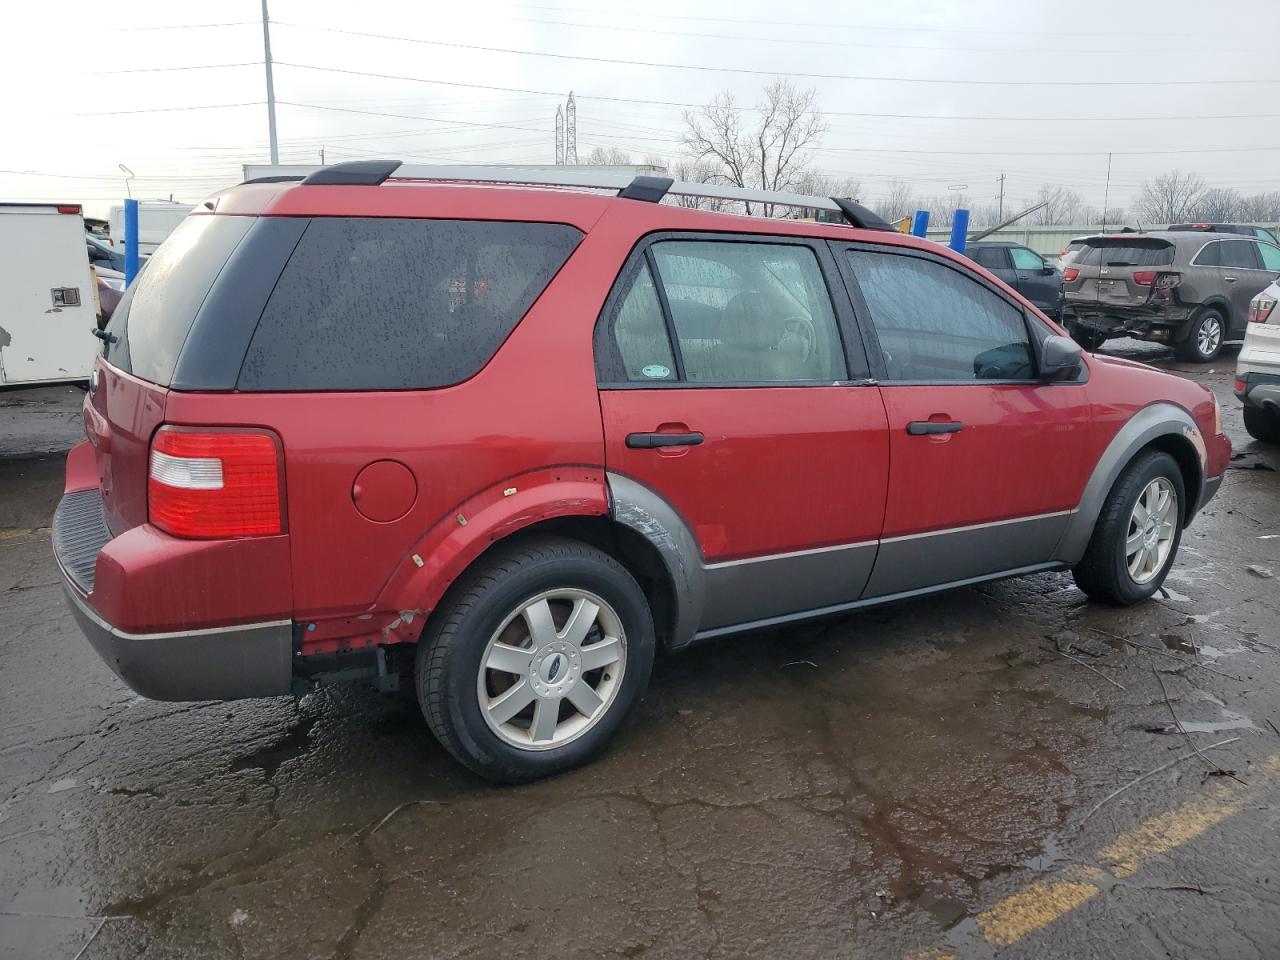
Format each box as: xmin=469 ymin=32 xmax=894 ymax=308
xmin=1236 ymin=278 xmax=1280 ymax=442
xmin=1063 ymin=232 xmax=1280 ymax=361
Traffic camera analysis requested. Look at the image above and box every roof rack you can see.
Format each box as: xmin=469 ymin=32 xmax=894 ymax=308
xmin=243 ymin=161 xmax=894 ymax=232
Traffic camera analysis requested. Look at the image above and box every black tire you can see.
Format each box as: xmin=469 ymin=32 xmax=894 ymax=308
xmin=1244 ymin=405 xmax=1280 ymax=443
xmin=1072 ymin=450 xmax=1185 ymax=606
xmin=1069 ymin=326 xmax=1107 ymax=351
xmin=416 ymin=536 xmax=655 ymax=783
xmin=1176 ymin=308 xmax=1225 ymax=362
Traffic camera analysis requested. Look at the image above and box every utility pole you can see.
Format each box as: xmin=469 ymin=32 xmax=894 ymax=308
xmin=565 ymin=92 xmax=578 ymax=165
xmin=319 ymin=146 xmax=325 ymax=165
xmin=555 ymin=105 xmax=565 ymax=165
xmin=997 ymin=172 xmax=1006 ymax=221
xmin=1102 ymin=152 xmax=1113 ymax=232
xmin=261 ymin=0 xmax=279 ymax=164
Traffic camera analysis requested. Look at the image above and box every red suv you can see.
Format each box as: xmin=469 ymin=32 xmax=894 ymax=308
xmin=54 ymin=163 xmax=1230 ymax=782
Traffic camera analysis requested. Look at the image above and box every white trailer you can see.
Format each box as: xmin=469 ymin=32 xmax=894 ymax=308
xmin=0 ymin=203 xmax=100 ymax=385
xmin=107 ymin=200 xmax=194 ymax=256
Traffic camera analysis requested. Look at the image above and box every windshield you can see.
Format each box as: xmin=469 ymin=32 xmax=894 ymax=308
xmin=1077 ymin=241 xmax=1174 ymax=268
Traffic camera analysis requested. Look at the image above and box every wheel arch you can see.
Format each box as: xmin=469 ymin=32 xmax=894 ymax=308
xmin=1176 ymin=297 xmax=1231 ymax=342
xmin=1056 ymin=402 xmax=1207 ymax=564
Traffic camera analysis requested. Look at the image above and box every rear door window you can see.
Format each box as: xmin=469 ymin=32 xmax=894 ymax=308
xmin=1218 ymin=239 xmax=1263 ymax=271
xmin=970 ymin=247 xmax=1010 ymax=270
xmin=238 ymin=218 xmax=582 ymax=391
xmin=847 ymin=250 xmax=1035 ymax=382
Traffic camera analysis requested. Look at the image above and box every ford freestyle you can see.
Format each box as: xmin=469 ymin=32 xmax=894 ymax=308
xmin=53 ymin=162 xmax=1230 ymax=782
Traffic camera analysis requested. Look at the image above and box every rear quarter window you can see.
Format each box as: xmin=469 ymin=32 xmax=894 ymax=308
xmin=237 ymin=218 xmax=582 ymax=391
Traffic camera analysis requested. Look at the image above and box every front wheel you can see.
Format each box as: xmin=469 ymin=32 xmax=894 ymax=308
xmin=1244 ymin=405 xmax=1280 ymax=443
xmin=1072 ymin=450 xmax=1185 ymax=606
xmin=416 ymin=537 xmax=655 ymax=783
xmin=1176 ymin=309 xmax=1225 ymax=362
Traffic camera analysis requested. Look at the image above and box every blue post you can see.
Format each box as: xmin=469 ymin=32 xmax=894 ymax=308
xmin=911 ymin=210 xmax=930 ymax=238
xmin=124 ymin=198 xmax=139 ymax=286
xmin=949 ymin=208 xmax=970 ymax=254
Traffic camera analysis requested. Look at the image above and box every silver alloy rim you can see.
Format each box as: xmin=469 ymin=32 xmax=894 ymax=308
xmin=477 ymin=589 xmax=626 ymax=751
xmin=1197 ymin=316 xmax=1222 ymax=357
xmin=1126 ymin=477 xmax=1177 ymax=584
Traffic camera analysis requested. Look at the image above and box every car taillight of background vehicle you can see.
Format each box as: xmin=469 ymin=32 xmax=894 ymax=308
xmin=148 ymin=428 xmax=283 ymax=538
xmin=1133 ymin=271 xmax=1157 ymax=286
xmin=1249 ymin=296 xmax=1277 ymax=324
xmin=1063 ymin=267 xmax=1079 ymax=282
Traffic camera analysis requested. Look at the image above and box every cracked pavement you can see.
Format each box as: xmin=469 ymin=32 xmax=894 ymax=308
xmin=1 ymin=344 xmax=1278 ymax=959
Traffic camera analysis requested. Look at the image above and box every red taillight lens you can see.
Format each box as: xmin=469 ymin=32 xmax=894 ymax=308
xmin=1236 ymin=378 xmax=1248 ymax=392
xmin=1063 ymin=267 xmax=1079 ymax=282
xmin=1249 ymin=296 xmax=1277 ymax=324
xmin=1133 ymin=271 xmax=1157 ymax=286
xmin=57 ymin=204 xmax=82 ymax=215
xmin=149 ymin=428 xmax=283 ymax=538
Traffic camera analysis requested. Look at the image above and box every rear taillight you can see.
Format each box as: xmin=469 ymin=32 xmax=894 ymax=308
xmin=1133 ymin=271 xmax=1157 ymax=286
xmin=1063 ymin=267 xmax=1079 ymax=282
xmin=149 ymin=427 xmax=283 ymax=538
xmin=1249 ymin=296 xmax=1277 ymax=324
xmin=57 ymin=204 xmax=82 ymax=215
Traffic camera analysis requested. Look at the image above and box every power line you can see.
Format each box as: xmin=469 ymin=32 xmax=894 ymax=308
xmin=100 ymin=61 xmax=261 ymax=74
xmin=74 ymin=102 xmax=264 ymax=116
xmin=111 ymin=21 xmax=257 ymax=31
xmin=272 ymin=22 xmax=1279 ymax=87
xmin=273 ymin=62 xmax=1280 ymax=124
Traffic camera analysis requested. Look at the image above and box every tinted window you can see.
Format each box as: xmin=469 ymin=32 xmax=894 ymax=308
xmin=238 ymin=218 xmax=581 ymax=391
xmin=103 ymin=215 xmax=252 ymax=384
xmin=848 ymin=251 xmax=1035 ymax=382
xmin=1009 ymin=247 xmax=1045 ymax=270
xmin=1078 ymin=243 xmax=1174 ymax=267
xmin=1259 ymin=243 xmax=1280 ymax=272
xmin=610 ymin=263 xmax=676 ymax=381
xmin=1219 ymin=239 xmax=1262 ymax=270
xmin=970 ymin=247 xmax=1009 ymax=270
xmin=1196 ymin=241 xmax=1222 ymax=267
xmin=649 ymin=241 xmax=846 ymax=383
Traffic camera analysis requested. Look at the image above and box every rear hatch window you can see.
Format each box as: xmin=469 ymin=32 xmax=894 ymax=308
xmin=100 ymin=215 xmax=253 ymax=384
xmin=1076 ymin=240 xmax=1175 ymax=269
xmin=237 ymin=218 xmax=582 ymax=391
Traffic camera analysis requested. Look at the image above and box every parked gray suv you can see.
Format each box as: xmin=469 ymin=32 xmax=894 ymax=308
xmin=1062 ymin=232 xmax=1280 ymax=361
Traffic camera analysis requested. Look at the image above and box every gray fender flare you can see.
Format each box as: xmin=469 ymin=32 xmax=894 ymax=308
xmin=606 ymin=473 xmax=705 ymax=648
xmin=1056 ymin=402 xmax=1206 ymax=564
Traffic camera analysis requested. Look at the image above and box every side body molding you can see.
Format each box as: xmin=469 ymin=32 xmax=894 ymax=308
xmin=1055 ymin=401 xmax=1206 ymax=564
xmin=606 ymin=473 xmax=706 ymax=649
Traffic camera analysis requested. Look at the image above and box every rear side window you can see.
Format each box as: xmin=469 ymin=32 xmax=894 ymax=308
xmin=848 ymin=251 xmax=1035 ymax=382
xmin=238 ymin=218 xmax=581 ymax=391
xmin=970 ymin=247 xmax=1009 ymax=270
xmin=1078 ymin=242 xmax=1174 ymax=268
xmin=102 ymin=215 xmax=253 ymax=383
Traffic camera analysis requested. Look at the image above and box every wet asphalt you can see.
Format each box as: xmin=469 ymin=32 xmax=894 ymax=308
xmin=1 ymin=347 xmax=1278 ymax=960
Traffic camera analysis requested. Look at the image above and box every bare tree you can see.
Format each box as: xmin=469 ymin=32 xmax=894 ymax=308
xmin=1238 ymin=191 xmax=1280 ymax=221
xmin=1028 ymin=185 xmax=1083 ymax=225
xmin=585 ymin=146 xmax=634 ymax=166
xmin=683 ymin=78 xmax=826 ymax=215
xmin=1135 ymin=170 xmax=1207 ymax=223
xmin=1191 ymin=187 xmax=1244 ymax=222
xmin=871 ymin=179 xmax=918 ymax=223
xmin=670 ymin=157 xmax=733 ymax=212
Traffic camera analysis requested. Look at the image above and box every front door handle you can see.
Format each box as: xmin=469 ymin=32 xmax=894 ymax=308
xmin=906 ymin=420 xmax=963 ymax=436
xmin=626 ymin=431 xmax=704 ymax=449
xmin=1223 ymin=276 xmax=1238 ymax=282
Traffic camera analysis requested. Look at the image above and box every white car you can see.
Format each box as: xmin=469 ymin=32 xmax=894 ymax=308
xmin=1237 ymin=278 xmax=1280 ymax=442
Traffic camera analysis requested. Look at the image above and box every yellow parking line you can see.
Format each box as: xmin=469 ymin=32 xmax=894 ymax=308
xmin=1096 ymin=796 xmax=1240 ymax=878
xmin=975 ymin=877 xmax=1101 ymax=946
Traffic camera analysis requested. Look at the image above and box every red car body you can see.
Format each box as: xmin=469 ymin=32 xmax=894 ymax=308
xmin=54 ymin=171 xmax=1231 ymax=709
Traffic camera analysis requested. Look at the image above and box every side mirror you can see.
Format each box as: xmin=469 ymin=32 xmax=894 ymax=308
xmin=1041 ymin=264 xmax=1056 ymax=276
xmin=1040 ymin=334 xmax=1083 ymax=381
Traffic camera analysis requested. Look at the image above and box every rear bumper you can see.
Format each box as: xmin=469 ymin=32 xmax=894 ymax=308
xmin=53 ymin=486 xmax=295 ymax=701
xmin=1065 ymin=301 xmax=1194 ymax=338
xmin=1235 ymin=372 xmax=1280 ymax=411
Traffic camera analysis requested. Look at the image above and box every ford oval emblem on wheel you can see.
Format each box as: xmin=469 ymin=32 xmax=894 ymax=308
xmin=547 ymin=655 xmax=563 ymax=682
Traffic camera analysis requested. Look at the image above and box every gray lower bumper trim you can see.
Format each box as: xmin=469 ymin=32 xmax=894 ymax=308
xmin=63 ymin=586 xmax=293 ymax=701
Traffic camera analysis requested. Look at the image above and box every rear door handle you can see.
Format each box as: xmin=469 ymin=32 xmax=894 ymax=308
xmin=1223 ymin=276 xmax=1238 ymax=282
xmin=626 ymin=431 xmax=704 ymax=449
xmin=906 ymin=421 xmax=963 ymax=436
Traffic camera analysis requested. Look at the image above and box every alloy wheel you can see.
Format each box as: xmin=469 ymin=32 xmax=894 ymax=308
xmin=477 ymin=589 xmax=627 ymax=751
xmin=1125 ymin=477 xmax=1177 ymax=584
xmin=1196 ymin=315 xmax=1222 ymax=359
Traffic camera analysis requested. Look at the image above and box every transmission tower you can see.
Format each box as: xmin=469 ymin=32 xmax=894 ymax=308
xmin=555 ymin=105 xmax=565 ymax=165
xmin=565 ymin=92 xmax=578 ymax=165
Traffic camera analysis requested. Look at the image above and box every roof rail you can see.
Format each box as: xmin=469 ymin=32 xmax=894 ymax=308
xmin=243 ymin=162 xmax=895 ymax=231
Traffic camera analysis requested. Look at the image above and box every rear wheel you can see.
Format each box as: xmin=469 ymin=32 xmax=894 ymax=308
xmin=1176 ymin=309 xmax=1224 ymax=362
xmin=1073 ymin=450 xmax=1184 ymax=606
xmin=416 ymin=537 xmax=655 ymax=783
xmin=1244 ymin=405 xmax=1280 ymax=443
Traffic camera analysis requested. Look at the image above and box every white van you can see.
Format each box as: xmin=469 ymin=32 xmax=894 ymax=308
xmin=0 ymin=203 xmax=100 ymax=385
xmin=107 ymin=200 xmax=194 ymax=256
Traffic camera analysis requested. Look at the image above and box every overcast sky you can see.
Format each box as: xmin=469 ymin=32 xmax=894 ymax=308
xmin=4 ymin=0 xmax=1278 ymax=219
